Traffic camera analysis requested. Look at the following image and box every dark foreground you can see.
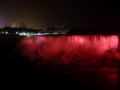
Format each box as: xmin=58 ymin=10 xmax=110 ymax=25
xmin=1 ymin=35 xmax=120 ymax=90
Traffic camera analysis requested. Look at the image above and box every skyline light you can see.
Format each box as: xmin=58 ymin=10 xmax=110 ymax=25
xmin=0 ymin=0 xmax=120 ymax=30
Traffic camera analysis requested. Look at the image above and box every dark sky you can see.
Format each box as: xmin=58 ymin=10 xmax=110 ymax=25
xmin=0 ymin=0 xmax=120 ymax=29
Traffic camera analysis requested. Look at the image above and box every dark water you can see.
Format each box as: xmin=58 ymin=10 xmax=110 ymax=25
xmin=17 ymin=35 xmax=120 ymax=90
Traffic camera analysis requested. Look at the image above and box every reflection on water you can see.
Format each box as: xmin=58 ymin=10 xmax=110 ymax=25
xmin=18 ymin=35 xmax=120 ymax=90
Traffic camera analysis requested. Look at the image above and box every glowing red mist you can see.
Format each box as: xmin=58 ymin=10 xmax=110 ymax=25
xmin=18 ymin=35 xmax=120 ymax=65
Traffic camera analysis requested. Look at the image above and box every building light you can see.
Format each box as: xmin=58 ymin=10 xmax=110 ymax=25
xmin=16 ymin=32 xmax=18 ymax=34
xmin=6 ymin=32 xmax=8 ymax=34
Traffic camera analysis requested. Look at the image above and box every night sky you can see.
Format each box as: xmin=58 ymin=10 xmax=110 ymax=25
xmin=0 ymin=0 xmax=120 ymax=29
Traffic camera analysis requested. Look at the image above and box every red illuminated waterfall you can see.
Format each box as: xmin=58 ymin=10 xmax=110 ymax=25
xmin=18 ymin=35 xmax=120 ymax=65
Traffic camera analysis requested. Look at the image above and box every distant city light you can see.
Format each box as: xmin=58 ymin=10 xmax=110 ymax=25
xmin=6 ymin=32 xmax=8 ymax=34
xmin=18 ymin=32 xmax=67 ymax=37
xmin=16 ymin=32 xmax=18 ymax=34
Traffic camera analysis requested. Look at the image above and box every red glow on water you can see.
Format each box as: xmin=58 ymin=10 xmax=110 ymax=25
xmin=18 ymin=35 xmax=120 ymax=65
xmin=100 ymin=72 xmax=118 ymax=88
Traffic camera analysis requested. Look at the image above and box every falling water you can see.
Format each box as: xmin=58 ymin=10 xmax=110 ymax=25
xmin=17 ymin=35 xmax=120 ymax=90
xmin=18 ymin=35 xmax=120 ymax=66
